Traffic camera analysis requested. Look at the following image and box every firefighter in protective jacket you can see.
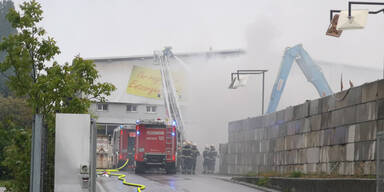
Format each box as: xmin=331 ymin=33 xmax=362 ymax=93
xmin=181 ymin=142 xmax=194 ymax=174
xmin=191 ymin=144 xmax=200 ymax=174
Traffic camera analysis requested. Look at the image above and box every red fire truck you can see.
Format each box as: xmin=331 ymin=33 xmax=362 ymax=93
xmin=134 ymin=119 xmax=177 ymax=174
xmin=111 ymin=125 xmax=136 ymax=169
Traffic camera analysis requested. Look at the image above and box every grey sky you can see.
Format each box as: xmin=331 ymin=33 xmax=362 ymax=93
xmin=12 ymin=0 xmax=384 ymax=68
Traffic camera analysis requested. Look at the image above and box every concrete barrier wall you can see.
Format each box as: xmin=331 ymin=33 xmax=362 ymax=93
xmin=220 ymin=79 xmax=384 ymax=176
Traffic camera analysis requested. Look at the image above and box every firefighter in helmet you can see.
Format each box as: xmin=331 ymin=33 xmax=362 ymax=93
xmin=207 ymin=145 xmax=218 ymax=174
xmin=181 ymin=141 xmax=194 ymax=174
xmin=191 ymin=143 xmax=200 ymax=174
xmin=202 ymin=145 xmax=210 ymax=174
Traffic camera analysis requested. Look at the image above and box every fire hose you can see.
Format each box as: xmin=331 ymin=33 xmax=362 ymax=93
xmin=97 ymin=159 xmax=146 ymax=192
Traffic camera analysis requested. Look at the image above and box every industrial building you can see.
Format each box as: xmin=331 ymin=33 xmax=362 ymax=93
xmin=87 ymin=50 xmax=245 ymax=137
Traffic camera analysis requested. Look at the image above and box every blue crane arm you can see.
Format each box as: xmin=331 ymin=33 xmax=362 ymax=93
xmin=295 ymin=45 xmax=333 ymax=97
xmin=266 ymin=46 xmax=297 ymax=114
xmin=266 ymin=44 xmax=333 ymax=113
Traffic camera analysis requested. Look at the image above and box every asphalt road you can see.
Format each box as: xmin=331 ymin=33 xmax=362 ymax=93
xmin=97 ymin=172 xmax=264 ymax=192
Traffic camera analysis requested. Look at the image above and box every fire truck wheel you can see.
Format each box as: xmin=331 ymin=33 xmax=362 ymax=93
xmin=166 ymin=162 xmax=176 ymax=174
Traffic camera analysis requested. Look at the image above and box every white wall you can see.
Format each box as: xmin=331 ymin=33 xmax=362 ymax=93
xmin=55 ymin=114 xmax=90 ymax=192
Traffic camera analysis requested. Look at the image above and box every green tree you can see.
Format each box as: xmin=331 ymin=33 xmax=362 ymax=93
xmin=0 ymin=97 xmax=32 ymax=181
xmin=0 ymin=1 xmax=115 ymax=191
xmin=0 ymin=0 xmax=16 ymax=97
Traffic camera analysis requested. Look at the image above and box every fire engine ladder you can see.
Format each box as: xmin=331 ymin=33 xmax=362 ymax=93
xmin=156 ymin=47 xmax=185 ymax=142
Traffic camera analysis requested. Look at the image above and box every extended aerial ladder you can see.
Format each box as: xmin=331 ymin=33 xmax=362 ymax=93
xmin=154 ymin=47 xmax=185 ymax=142
xmin=267 ymin=44 xmax=333 ymax=113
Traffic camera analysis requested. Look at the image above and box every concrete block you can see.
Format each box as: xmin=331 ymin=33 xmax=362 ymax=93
xmin=365 ymin=161 xmax=376 ymax=175
xmin=269 ymin=139 xmax=276 ymax=152
xmin=343 ymin=105 xmax=357 ymax=125
xmin=252 ymin=141 xmax=260 ymax=153
xmin=334 ymin=86 xmax=362 ymax=110
xmin=320 ymin=146 xmax=330 ymax=163
xmin=356 ymin=102 xmax=376 ymax=122
xmin=354 ymin=141 xmax=375 ymax=161
xmin=278 ymin=124 xmax=287 ymax=137
xmin=355 ymin=121 xmax=376 ymax=142
xmin=348 ymin=125 xmax=356 ymax=143
xmin=219 ymin=143 xmax=228 ymax=154
xmin=333 ymin=126 xmax=348 ymax=145
xmin=284 ymin=106 xmax=294 ymax=122
xmin=302 ymin=118 xmax=311 ymax=133
xmin=354 ymin=161 xmax=365 ymax=175
xmin=295 ymin=119 xmax=305 ymax=134
xmin=344 ymin=162 xmax=354 ymax=175
xmin=328 ymin=145 xmax=346 ymax=162
xmin=378 ymin=120 xmax=384 ymax=133
xmin=267 ymin=125 xmax=279 ymax=139
xmin=275 ymin=137 xmax=285 ymax=151
xmin=291 ymin=150 xmax=299 ymax=164
xmin=310 ymin=114 xmax=321 ymax=131
xmin=254 ymin=128 xmax=265 ymax=141
xmin=328 ymin=162 xmax=342 ymax=175
xmin=296 ymin=134 xmax=305 ymax=149
xmin=321 ymin=128 xmax=334 ymax=146
xmin=305 ymin=163 xmax=317 ymax=174
xmin=320 ymin=162 xmax=328 ymax=173
xmin=294 ymin=102 xmax=309 ymax=120
xmin=330 ymin=106 xmax=356 ymax=128
xmin=377 ymin=79 xmax=384 ymax=100
xmin=321 ymin=112 xmax=330 ymax=129
xmin=377 ymin=99 xmax=384 ymax=120
xmin=285 ymin=135 xmax=294 ymax=150
xmin=276 ymin=110 xmax=285 ymax=125
xmin=310 ymin=98 xmax=322 ymax=116
xmin=306 ymin=147 xmax=320 ymax=163
xmin=321 ymin=95 xmax=335 ymax=113
xmin=263 ymin=112 xmax=276 ymax=127
xmin=362 ymin=81 xmax=378 ymax=103
xmin=260 ymin=140 xmax=270 ymax=153
xmin=346 ymin=143 xmax=355 ymax=161
xmin=287 ymin=121 xmax=296 ymax=136
xmin=305 ymin=131 xmax=320 ymax=148
xmin=330 ymin=108 xmax=343 ymax=128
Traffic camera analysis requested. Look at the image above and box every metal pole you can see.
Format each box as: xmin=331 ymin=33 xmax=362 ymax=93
xmin=262 ymin=72 xmax=265 ymax=115
xmin=89 ymin=119 xmax=97 ymax=192
xmin=30 ymin=114 xmax=43 ymax=192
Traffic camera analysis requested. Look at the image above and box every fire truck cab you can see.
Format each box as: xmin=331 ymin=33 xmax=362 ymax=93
xmin=134 ymin=119 xmax=177 ymax=174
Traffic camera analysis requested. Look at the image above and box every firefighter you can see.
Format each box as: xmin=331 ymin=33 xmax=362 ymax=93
xmin=207 ymin=145 xmax=218 ymax=174
xmin=202 ymin=145 xmax=210 ymax=174
xmin=181 ymin=141 xmax=193 ymax=174
xmin=191 ymin=143 xmax=200 ymax=174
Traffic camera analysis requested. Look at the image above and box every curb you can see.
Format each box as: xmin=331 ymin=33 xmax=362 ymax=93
xmin=215 ymin=177 xmax=280 ymax=192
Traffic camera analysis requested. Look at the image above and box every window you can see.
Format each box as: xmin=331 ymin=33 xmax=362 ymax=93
xmin=126 ymin=104 xmax=137 ymax=112
xmin=97 ymin=103 xmax=108 ymax=111
xmin=146 ymin=105 xmax=157 ymax=113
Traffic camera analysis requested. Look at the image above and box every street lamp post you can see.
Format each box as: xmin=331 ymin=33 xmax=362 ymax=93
xmin=229 ymin=70 xmax=268 ymax=115
xmin=327 ymin=1 xmax=384 ymax=37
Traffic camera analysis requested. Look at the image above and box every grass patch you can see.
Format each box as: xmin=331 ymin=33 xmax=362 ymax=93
xmin=256 ymin=177 xmax=270 ymax=186
xmin=290 ymin=171 xmax=303 ymax=178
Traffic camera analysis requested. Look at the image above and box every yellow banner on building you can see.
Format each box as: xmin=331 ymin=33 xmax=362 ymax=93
xmin=127 ymin=66 xmax=162 ymax=99
xmin=126 ymin=66 xmax=185 ymax=99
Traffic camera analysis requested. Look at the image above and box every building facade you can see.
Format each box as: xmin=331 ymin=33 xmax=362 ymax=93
xmin=88 ymin=50 xmax=245 ymax=137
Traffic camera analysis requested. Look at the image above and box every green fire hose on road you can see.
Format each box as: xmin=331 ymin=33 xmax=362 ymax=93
xmin=97 ymin=159 xmax=146 ymax=192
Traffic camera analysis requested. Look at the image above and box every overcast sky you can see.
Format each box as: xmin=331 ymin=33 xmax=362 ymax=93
xmin=11 ymin=0 xmax=384 ymax=69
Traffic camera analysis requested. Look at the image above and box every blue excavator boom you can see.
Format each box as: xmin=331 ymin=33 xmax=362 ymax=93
xmin=266 ymin=44 xmax=333 ymax=113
